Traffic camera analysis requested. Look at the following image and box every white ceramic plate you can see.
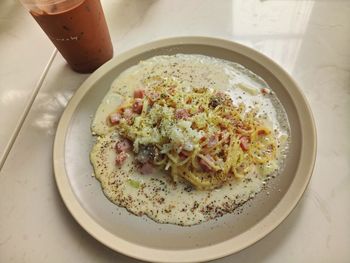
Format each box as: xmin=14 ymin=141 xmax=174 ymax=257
xmin=53 ymin=37 xmax=316 ymax=263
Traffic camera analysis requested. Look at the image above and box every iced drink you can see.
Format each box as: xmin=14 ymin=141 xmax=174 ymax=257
xmin=23 ymin=0 xmax=113 ymax=73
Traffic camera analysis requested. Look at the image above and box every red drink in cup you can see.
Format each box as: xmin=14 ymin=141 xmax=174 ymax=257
xmin=20 ymin=0 xmax=113 ymax=73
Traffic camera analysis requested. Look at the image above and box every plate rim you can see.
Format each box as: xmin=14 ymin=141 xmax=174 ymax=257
xmin=53 ymin=36 xmax=317 ymax=263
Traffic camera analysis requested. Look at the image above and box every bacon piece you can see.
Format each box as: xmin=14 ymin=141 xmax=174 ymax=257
xmin=115 ymin=139 xmax=132 ymax=153
xmin=115 ymin=152 xmax=128 ymax=166
xmin=132 ymin=98 xmax=143 ymax=114
xmin=179 ymin=150 xmax=190 ymax=160
xmin=239 ymin=136 xmax=250 ymax=151
xmin=200 ymin=136 xmax=206 ymax=143
xmin=198 ymin=155 xmax=215 ymax=172
xmin=175 ymin=109 xmax=190 ymax=120
xmin=257 ymin=129 xmax=267 ymax=136
xmin=133 ymin=89 xmax=145 ymax=99
xmin=199 ymin=158 xmax=212 ymax=172
xmin=261 ymin=88 xmax=270 ymax=95
xmin=109 ymin=112 xmax=121 ymax=125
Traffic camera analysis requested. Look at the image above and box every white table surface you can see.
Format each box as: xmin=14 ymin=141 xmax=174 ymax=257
xmin=1 ymin=0 xmax=349 ymax=262
xmin=0 ymin=0 xmax=55 ymax=166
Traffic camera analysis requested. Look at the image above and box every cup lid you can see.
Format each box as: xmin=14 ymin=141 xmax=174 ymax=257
xmin=20 ymin=0 xmax=84 ymax=14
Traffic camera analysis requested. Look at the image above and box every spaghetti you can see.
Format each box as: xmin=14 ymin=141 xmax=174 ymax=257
xmin=108 ymin=76 xmax=277 ymax=190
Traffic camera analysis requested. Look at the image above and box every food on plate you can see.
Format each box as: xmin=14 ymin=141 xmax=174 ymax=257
xmin=106 ymin=82 xmax=278 ymax=190
xmin=90 ymin=54 xmax=290 ymax=226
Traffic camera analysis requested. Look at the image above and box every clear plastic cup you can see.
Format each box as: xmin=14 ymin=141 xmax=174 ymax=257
xmin=20 ymin=0 xmax=114 ymax=73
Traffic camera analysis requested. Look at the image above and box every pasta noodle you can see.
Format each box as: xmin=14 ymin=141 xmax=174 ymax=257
xmin=109 ymin=76 xmax=277 ymax=190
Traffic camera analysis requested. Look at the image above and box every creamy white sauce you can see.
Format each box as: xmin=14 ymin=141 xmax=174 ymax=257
xmin=90 ymin=54 xmax=290 ymax=226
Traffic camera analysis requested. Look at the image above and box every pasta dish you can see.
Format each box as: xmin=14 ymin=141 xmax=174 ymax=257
xmin=108 ymin=76 xmax=277 ymax=190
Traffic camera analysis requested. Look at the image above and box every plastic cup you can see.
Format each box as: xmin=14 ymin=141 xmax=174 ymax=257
xmin=20 ymin=0 xmax=114 ymax=73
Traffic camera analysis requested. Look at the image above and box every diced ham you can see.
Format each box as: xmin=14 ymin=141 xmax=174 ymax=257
xmin=175 ymin=109 xmax=190 ymax=120
xmin=133 ymin=89 xmax=145 ymax=99
xmin=109 ymin=112 xmax=121 ymax=125
xmin=115 ymin=152 xmax=128 ymax=166
xmin=199 ymin=158 xmax=212 ymax=172
xmin=261 ymin=88 xmax=270 ymax=95
xmin=132 ymin=98 xmax=143 ymax=114
xmin=139 ymin=162 xmax=154 ymax=175
xmin=198 ymin=154 xmax=215 ymax=172
xmin=200 ymin=136 xmax=206 ymax=143
xmin=115 ymin=139 xmax=132 ymax=153
xmin=239 ymin=136 xmax=250 ymax=151
xmin=257 ymin=129 xmax=267 ymax=136
xmin=179 ymin=150 xmax=190 ymax=160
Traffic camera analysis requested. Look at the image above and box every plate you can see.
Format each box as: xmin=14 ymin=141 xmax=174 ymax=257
xmin=53 ymin=37 xmax=316 ymax=263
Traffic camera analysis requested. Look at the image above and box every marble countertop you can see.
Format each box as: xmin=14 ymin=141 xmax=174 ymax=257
xmin=0 ymin=0 xmax=349 ymax=262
